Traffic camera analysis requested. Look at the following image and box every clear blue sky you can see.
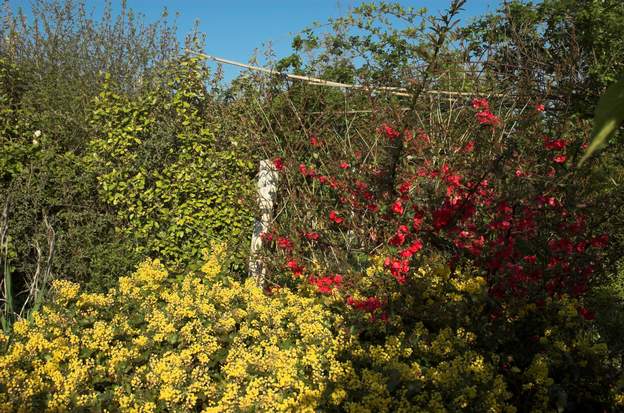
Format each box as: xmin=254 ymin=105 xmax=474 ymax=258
xmin=9 ymin=0 xmax=501 ymax=82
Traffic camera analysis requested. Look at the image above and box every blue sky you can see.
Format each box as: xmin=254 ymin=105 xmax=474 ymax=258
xmin=9 ymin=0 xmax=502 ymax=82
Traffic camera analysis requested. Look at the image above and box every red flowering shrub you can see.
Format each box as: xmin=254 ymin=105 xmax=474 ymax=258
xmin=249 ymin=91 xmax=621 ymax=410
xmin=261 ymin=98 xmax=611 ymax=311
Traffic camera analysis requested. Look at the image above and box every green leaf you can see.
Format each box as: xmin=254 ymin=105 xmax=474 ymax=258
xmin=579 ymin=78 xmax=624 ymax=165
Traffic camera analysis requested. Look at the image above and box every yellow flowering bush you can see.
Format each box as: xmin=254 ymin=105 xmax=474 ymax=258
xmin=0 ymin=244 xmax=343 ymax=412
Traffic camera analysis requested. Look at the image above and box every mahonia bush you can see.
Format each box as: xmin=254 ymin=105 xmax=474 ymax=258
xmin=2 ymin=244 xmax=620 ymax=412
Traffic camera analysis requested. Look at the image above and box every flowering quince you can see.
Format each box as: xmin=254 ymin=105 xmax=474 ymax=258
xmin=463 ymin=140 xmax=475 ymax=153
xmin=391 ymin=200 xmax=404 ymax=215
xmin=475 ymin=110 xmax=500 ymax=126
xmin=471 ymin=97 xmax=490 ymax=111
xmin=380 ymin=123 xmax=401 ymax=140
xmin=310 ymin=135 xmax=320 ymax=146
xmin=578 ymin=306 xmax=595 ymax=321
xmin=277 ymin=237 xmax=293 ymax=251
xmin=384 ymin=257 xmax=409 ymax=284
xmin=347 ymin=296 xmax=382 ymax=314
xmin=272 ymin=157 xmax=284 ymax=171
xmin=590 ymin=234 xmax=609 ymax=249
xmin=304 ymin=232 xmax=320 ymax=241
xmin=553 ymin=154 xmax=567 ymax=164
xmin=398 ymin=181 xmax=411 ymax=194
xmin=535 ymin=103 xmax=545 ymax=112
xmin=299 ymin=163 xmax=307 ymax=176
xmin=309 ymin=274 xmax=342 ymax=294
xmin=412 ymin=209 xmax=425 ymax=231
xmin=524 ymin=255 xmax=537 ymax=264
xmin=544 ymin=137 xmax=567 ymax=151
xmin=286 ymin=259 xmax=304 ymax=276
xmin=339 ymin=161 xmax=350 ymax=169
xmin=329 ymin=210 xmax=344 ymax=224
xmin=400 ymin=240 xmax=423 ymax=258
xmin=389 ymin=231 xmax=407 ymax=247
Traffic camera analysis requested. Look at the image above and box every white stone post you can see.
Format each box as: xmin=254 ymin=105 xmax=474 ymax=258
xmin=249 ymin=159 xmax=279 ymax=287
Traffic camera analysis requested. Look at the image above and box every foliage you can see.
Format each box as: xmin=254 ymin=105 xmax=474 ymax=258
xmin=88 ymin=56 xmax=254 ymax=272
xmin=463 ymin=0 xmax=624 ymax=117
xmin=0 ymin=0 xmax=183 ymax=318
xmin=1 ymin=245 xmax=620 ymax=412
xmin=580 ymin=78 xmax=624 ymax=164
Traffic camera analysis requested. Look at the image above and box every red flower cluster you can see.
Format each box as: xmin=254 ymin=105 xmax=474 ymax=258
xmin=273 ymin=157 xmax=284 ymax=171
xmin=472 ymin=98 xmax=500 ymax=126
xmin=277 ymin=236 xmax=293 ymax=251
xmin=304 ymin=232 xmax=320 ymax=241
xmin=286 ymin=259 xmax=305 ymax=276
xmin=380 ymin=123 xmax=401 ymax=140
xmin=347 ymin=296 xmax=382 ymax=313
xmin=329 ymin=210 xmax=344 ymax=224
xmin=309 ymin=274 xmax=342 ymax=294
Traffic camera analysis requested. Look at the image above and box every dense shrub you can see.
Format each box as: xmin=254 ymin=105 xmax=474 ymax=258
xmin=0 ymin=0 xmax=183 ymax=319
xmin=88 ymin=56 xmax=254 ymax=272
xmin=0 ymin=244 xmax=343 ymax=411
xmin=1 ymin=246 xmax=620 ymax=411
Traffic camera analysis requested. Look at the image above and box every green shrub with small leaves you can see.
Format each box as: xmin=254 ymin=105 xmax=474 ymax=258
xmin=89 ymin=56 xmax=254 ymax=272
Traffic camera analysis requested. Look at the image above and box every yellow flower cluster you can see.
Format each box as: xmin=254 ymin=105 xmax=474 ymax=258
xmin=0 ymin=245 xmax=342 ymax=412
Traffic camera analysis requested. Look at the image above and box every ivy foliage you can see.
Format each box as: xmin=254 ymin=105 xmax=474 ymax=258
xmin=89 ymin=56 xmax=255 ymax=271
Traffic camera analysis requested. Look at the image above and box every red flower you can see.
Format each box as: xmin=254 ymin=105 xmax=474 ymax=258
xmin=310 ymin=135 xmax=320 ymax=146
xmin=286 ymin=260 xmax=304 ymax=276
xmin=367 ymin=204 xmax=379 ymax=213
xmin=523 ymin=255 xmax=537 ymax=264
xmin=413 ymin=210 xmax=425 ymax=231
xmin=578 ymin=307 xmax=595 ymax=321
xmin=309 ymin=274 xmax=342 ymax=294
xmin=304 ymin=232 xmax=320 ymax=241
xmin=347 ymin=296 xmax=382 ymax=313
xmin=389 ymin=232 xmax=407 ymax=247
xmin=590 ymin=234 xmax=609 ymax=249
xmin=476 ymin=110 xmax=500 ymax=126
xmin=273 ymin=157 xmax=284 ymax=171
xmin=544 ymin=137 xmax=567 ymax=151
xmin=260 ymin=232 xmax=273 ymax=242
xmin=391 ymin=200 xmax=404 ymax=215
xmin=463 ymin=140 xmax=475 ymax=153
xmin=471 ymin=98 xmax=490 ymax=111
xmin=553 ymin=154 xmax=567 ymax=164
xmin=398 ymin=181 xmax=411 ymax=194
xmin=277 ymin=237 xmax=293 ymax=251
xmin=380 ymin=123 xmax=401 ymax=140
xmin=535 ymin=103 xmax=545 ymax=112
xmin=408 ymin=240 xmax=423 ymax=253
xmin=329 ymin=210 xmax=344 ymax=224
xmin=339 ymin=161 xmax=350 ymax=169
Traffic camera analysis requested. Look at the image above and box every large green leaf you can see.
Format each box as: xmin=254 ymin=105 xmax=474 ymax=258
xmin=579 ymin=78 xmax=624 ymax=165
